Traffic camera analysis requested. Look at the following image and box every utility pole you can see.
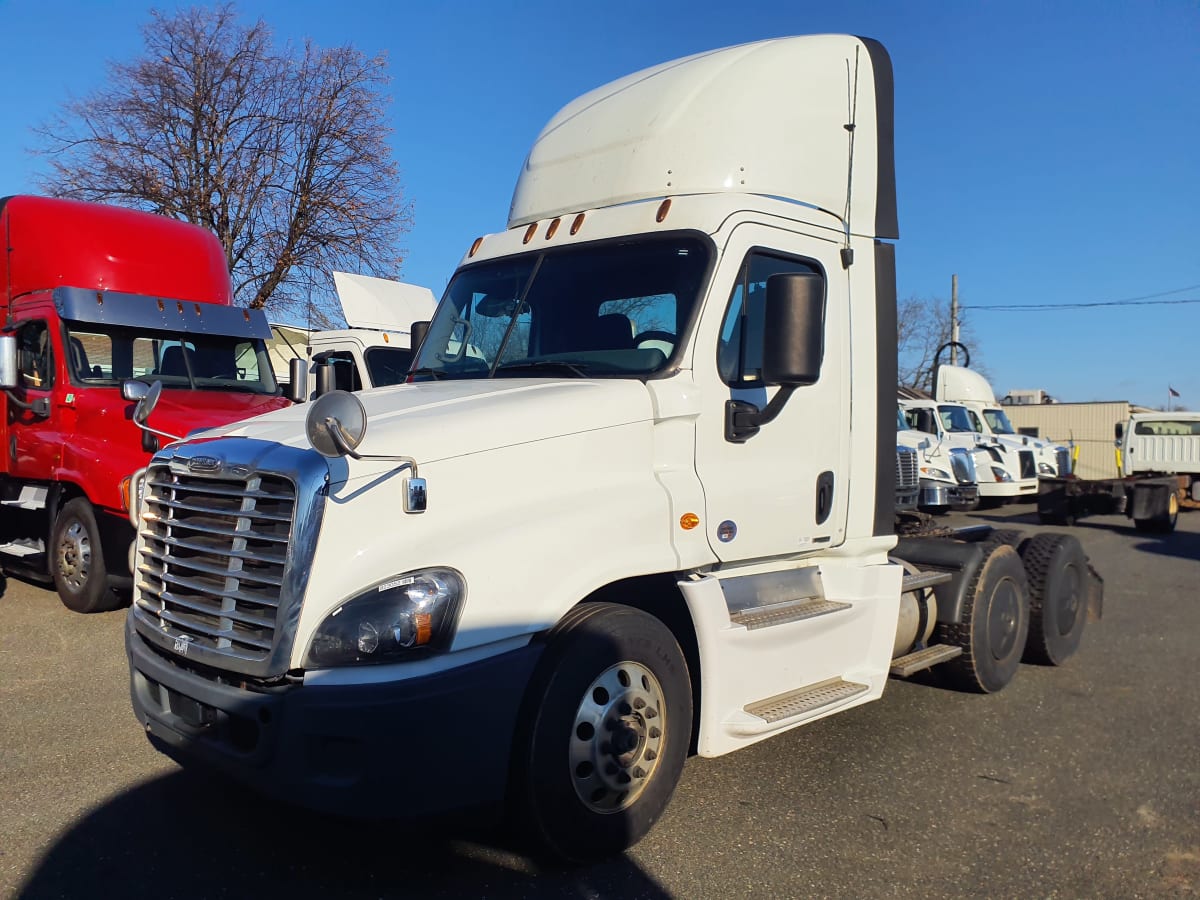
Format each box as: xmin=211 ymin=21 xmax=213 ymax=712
xmin=950 ymin=274 xmax=960 ymax=365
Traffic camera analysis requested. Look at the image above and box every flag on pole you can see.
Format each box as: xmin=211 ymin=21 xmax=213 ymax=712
xmin=1169 ymin=386 xmax=1180 ymax=397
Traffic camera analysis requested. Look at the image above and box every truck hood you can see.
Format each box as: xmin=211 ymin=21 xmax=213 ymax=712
xmin=200 ymin=378 xmax=655 ymax=471
xmin=151 ymin=390 xmax=292 ymax=441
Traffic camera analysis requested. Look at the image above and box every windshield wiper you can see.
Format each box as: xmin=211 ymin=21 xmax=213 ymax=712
xmin=408 ymin=367 xmax=447 ymax=380
xmin=494 ymin=360 xmax=590 ymax=378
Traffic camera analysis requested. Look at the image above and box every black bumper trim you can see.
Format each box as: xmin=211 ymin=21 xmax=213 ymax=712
xmin=126 ymin=612 xmax=543 ymax=820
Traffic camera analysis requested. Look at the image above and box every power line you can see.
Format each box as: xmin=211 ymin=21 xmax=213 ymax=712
xmin=966 ymin=283 xmax=1200 ymax=311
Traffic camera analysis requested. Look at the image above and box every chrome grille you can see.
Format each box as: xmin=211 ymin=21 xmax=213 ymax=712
xmin=135 ymin=465 xmax=296 ymax=664
xmin=1019 ymin=450 xmax=1036 ymax=480
xmin=1055 ymin=447 xmax=1071 ymax=476
xmin=950 ymin=448 xmax=977 ymax=484
xmin=896 ymin=446 xmax=918 ymax=491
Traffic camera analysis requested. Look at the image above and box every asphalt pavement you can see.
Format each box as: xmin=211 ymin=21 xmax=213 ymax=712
xmin=2 ymin=504 xmax=1197 ymax=899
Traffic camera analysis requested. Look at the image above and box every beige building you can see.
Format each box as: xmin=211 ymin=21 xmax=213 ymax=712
xmin=1004 ymin=401 xmax=1152 ymax=479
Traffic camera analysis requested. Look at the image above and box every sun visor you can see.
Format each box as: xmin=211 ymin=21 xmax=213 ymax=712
xmin=333 ymin=272 xmax=437 ymax=332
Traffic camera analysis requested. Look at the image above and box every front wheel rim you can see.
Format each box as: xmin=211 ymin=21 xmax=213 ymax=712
xmin=569 ymin=661 xmax=667 ymax=814
xmin=56 ymin=520 xmax=92 ymax=590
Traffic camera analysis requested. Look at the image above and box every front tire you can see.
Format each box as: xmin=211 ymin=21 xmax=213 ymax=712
xmin=512 ymin=603 xmax=692 ymax=863
xmin=51 ymin=498 xmax=123 ymax=613
xmin=935 ymin=542 xmax=1031 ymax=693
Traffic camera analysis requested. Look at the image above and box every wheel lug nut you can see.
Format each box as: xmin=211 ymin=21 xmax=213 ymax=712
xmin=644 ymin=749 xmax=657 ymax=761
xmin=645 ymin=707 xmax=658 ymax=719
xmin=649 ymin=726 xmax=661 ymax=739
xmin=633 ymin=697 xmax=646 ymax=709
xmin=633 ymin=766 xmax=646 ymax=779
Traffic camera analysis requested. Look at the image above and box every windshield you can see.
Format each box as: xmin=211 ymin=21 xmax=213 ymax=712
xmin=983 ymin=408 xmax=1016 ymax=434
xmin=938 ymin=404 xmax=977 ymax=433
xmin=65 ymin=324 xmax=279 ymax=395
xmin=364 ymin=346 xmax=414 ymax=387
xmin=412 ymin=235 xmax=710 ymax=380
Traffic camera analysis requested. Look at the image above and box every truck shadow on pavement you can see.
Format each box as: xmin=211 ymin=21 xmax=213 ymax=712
xmin=17 ymin=769 xmax=673 ymax=900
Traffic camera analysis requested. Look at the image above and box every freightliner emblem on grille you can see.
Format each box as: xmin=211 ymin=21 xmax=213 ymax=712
xmin=187 ymin=456 xmax=222 ymax=473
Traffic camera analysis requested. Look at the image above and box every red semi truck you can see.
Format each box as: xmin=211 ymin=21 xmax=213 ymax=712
xmin=0 ymin=195 xmax=291 ymax=612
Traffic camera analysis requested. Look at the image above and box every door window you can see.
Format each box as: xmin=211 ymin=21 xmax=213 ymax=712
xmin=16 ymin=321 xmax=53 ymax=390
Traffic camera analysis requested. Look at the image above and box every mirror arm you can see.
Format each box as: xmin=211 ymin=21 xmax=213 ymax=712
xmin=724 ymin=385 xmax=797 ymax=443
xmin=132 ymin=419 xmax=183 ymax=442
xmin=322 ymin=416 xmax=420 ymax=476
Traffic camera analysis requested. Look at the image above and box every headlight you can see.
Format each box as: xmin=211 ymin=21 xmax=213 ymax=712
xmin=991 ymin=467 xmax=1013 ymax=483
xmin=1037 ymin=462 xmax=1056 ymax=475
xmin=304 ymin=567 xmax=465 ymax=668
xmin=920 ymin=466 xmax=952 ymax=481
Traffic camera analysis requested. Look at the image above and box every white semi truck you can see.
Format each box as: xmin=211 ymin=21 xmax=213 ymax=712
xmin=270 ymin=272 xmax=436 ymax=398
xmin=895 ymin=404 xmax=979 ymax=514
xmin=123 ymin=36 xmax=1102 ymax=862
xmin=936 ymin=364 xmax=1070 ymax=482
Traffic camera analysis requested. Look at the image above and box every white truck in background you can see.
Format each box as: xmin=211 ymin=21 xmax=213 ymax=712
xmin=895 ymin=404 xmax=979 ymax=514
xmin=899 ymin=395 xmax=1032 ymax=506
xmin=271 ymin=272 xmax=435 ymax=399
xmin=1038 ymin=410 xmax=1200 ymax=532
xmin=122 ymin=35 xmax=1102 ymax=862
xmin=935 ymin=364 xmax=1070 ymax=483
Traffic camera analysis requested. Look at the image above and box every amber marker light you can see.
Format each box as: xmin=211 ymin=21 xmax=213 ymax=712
xmin=656 ymin=199 xmax=672 ymax=222
xmin=383 ymin=333 xmax=390 ymax=343
xmin=570 ymin=213 xmax=585 ymax=235
xmin=468 ymin=236 xmax=484 ymax=257
xmin=523 ymin=223 xmax=538 ymax=244
xmin=414 ymin=612 xmax=433 ymax=645
xmin=680 ymin=512 xmax=700 ymax=531
xmin=546 ymin=217 xmax=561 ymax=239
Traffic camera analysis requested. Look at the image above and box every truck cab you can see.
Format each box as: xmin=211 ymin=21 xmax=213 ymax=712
xmin=123 ymin=36 xmax=1100 ymax=862
xmin=276 ymin=272 xmax=436 ymax=398
xmin=894 ymin=403 xmax=978 ymax=513
xmin=0 ymin=195 xmax=290 ymax=611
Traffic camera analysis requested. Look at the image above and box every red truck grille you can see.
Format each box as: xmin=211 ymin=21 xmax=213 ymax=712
xmin=134 ymin=467 xmax=296 ymax=664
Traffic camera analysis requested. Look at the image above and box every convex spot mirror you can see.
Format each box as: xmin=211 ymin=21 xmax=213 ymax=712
xmin=132 ymin=381 xmax=162 ymax=426
xmin=762 ymin=272 xmax=825 ymax=386
xmin=306 ymin=389 xmax=367 ymax=458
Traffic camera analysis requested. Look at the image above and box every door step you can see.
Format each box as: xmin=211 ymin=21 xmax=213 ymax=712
xmin=744 ymin=677 xmax=869 ymax=724
xmin=888 ymin=643 xmax=963 ymax=677
xmin=0 ymin=486 xmax=49 ymax=511
xmin=729 ymin=597 xmax=850 ymax=630
xmin=0 ymin=538 xmax=45 ymax=558
xmin=901 ymin=570 xmax=953 ymax=593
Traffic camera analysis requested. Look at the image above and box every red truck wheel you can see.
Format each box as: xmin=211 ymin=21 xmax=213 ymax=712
xmin=51 ymin=498 xmax=124 ymax=613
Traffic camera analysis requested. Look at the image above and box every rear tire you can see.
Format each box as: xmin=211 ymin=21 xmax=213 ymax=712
xmin=511 ymin=603 xmax=692 ymax=863
xmin=1134 ymin=491 xmax=1179 ymax=533
xmin=52 ymin=498 xmax=123 ymax=613
xmin=935 ymin=542 xmax=1030 ymax=693
xmin=1019 ymin=534 xmax=1087 ymax=665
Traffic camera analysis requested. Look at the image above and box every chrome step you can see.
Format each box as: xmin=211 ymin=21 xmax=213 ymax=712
xmin=0 ymin=539 xmax=45 ymax=558
xmin=744 ymin=677 xmax=869 ymax=724
xmin=901 ymin=570 xmax=953 ymax=593
xmin=889 ymin=643 xmax=963 ymax=677
xmin=729 ymin=598 xmax=850 ymax=630
xmin=1 ymin=486 xmax=49 ymax=511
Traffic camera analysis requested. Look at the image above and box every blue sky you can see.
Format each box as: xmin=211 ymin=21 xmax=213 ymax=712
xmin=1 ymin=0 xmax=1196 ymax=407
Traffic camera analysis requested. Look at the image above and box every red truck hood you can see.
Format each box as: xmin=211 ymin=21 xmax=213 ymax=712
xmin=150 ymin=389 xmax=291 ymax=440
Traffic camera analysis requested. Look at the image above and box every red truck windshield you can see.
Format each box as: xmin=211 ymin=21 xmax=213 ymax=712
xmin=66 ymin=324 xmax=279 ymax=394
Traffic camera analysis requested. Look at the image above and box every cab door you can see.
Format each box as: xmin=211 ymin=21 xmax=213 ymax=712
xmin=693 ymin=225 xmax=850 ymax=562
xmin=7 ymin=319 xmax=59 ymax=480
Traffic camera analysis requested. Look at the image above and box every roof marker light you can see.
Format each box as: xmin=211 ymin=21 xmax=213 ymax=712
xmin=656 ymin=199 xmax=672 ymax=223
xmin=468 ymin=237 xmax=483 ymax=257
xmin=546 ymin=217 xmax=560 ymax=239
xmin=570 ymin=213 xmax=585 ymax=235
xmin=523 ymin=223 xmax=537 ymax=244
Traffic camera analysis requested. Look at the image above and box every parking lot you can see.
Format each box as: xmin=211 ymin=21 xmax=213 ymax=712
xmin=2 ymin=504 xmax=1198 ymax=899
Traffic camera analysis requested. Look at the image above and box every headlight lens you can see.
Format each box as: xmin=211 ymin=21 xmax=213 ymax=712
xmin=991 ymin=466 xmax=1013 ymax=483
xmin=920 ymin=466 xmax=952 ymax=481
xmin=1037 ymin=462 xmax=1056 ymax=475
xmin=304 ymin=567 xmax=465 ymax=668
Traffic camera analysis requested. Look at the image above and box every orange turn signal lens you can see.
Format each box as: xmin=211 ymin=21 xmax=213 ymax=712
xmin=680 ymin=513 xmax=700 ymax=531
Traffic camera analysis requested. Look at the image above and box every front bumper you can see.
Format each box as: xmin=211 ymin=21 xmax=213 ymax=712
xmin=127 ymin=613 xmax=543 ymax=820
xmin=919 ymin=483 xmax=978 ymax=508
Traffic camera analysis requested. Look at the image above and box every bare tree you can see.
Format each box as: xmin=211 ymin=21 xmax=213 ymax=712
xmin=897 ymin=294 xmax=988 ymax=393
xmin=34 ymin=4 xmax=410 ymax=319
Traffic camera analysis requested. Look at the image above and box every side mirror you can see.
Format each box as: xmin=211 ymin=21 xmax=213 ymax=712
xmin=1114 ymin=422 xmax=1124 ymax=441
xmin=0 ymin=336 xmax=16 ymax=390
xmin=133 ymin=381 xmax=163 ymax=426
xmin=306 ymin=390 xmax=367 ymax=458
xmin=287 ymin=357 xmax=308 ymax=404
xmin=122 ymin=380 xmax=150 ymax=402
xmin=314 ymin=360 xmax=335 ymax=398
xmin=762 ymin=272 xmax=824 ymax=386
xmin=410 ymin=320 xmax=430 ymax=354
